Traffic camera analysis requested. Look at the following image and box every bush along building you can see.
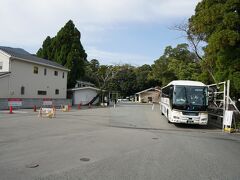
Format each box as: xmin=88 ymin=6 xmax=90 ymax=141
xmin=0 ymin=46 xmax=71 ymax=109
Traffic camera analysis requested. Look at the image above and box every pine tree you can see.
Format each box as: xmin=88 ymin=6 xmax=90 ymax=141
xmin=37 ymin=20 xmax=87 ymax=88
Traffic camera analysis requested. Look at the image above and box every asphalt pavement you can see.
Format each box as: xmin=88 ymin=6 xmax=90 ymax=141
xmin=0 ymin=102 xmax=239 ymax=180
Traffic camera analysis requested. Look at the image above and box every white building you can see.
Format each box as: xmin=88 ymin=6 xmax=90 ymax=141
xmin=0 ymin=46 xmax=69 ymax=100
xmin=71 ymin=86 xmax=101 ymax=105
xmin=135 ymin=87 xmax=161 ymax=103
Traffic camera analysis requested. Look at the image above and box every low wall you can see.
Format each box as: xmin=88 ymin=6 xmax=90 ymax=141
xmin=208 ymin=115 xmax=222 ymax=128
xmin=0 ymin=98 xmax=72 ymax=110
xmin=208 ymin=111 xmax=240 ymax=129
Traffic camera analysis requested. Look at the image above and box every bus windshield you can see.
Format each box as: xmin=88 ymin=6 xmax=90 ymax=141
xmin=173 ymin=86 xmax=208 ymax=111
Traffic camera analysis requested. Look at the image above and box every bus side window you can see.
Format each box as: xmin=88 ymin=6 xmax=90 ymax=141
xmin=169 ymin=86 xmax=174 ymax=107
xmin=169 ymin=86 xmax=173 ymax=98
xmin=162 ymin=87 xmax=169 ymax=97
xmin=162 ymin=85 xmax=173 ymax=98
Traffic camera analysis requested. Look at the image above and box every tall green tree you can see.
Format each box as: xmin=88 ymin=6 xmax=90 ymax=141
xmin=37 ymin=36 xmax=52 ymax=59
xmin=135 ymin=64 xmax=158 ymax=92
xmin=37 ymin=20 xmax=87 ymax=88
xmin=84 ymin=60 xmax=118 ymax=91
xmin=189 ymin=0 xmax=240 ymax=97
xmin=83 ymin=59 xmax=100 ymax=85
xmin=112 ymin=64 xmax=137 ymax=97
xmin=151 ymin=44 xmax=200 ymax=86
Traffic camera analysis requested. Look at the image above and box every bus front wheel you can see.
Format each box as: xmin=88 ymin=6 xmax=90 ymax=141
xmin=161 ymin=106 xmax=164 ymax=115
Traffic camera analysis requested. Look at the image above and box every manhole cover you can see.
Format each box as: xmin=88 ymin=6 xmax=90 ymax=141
xmin=152 ymin=137 xmax=159 ymax=140
xmin=80 ymin=158 xmax=90 ymax=162
xmin=25 ymin=163 xmax=39 ymax=168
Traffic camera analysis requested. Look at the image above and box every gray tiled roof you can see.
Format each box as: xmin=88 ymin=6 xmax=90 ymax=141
xmin=0 ymin=46 xmax=69 ymax=71
xmin=76 ymin=80 xmax=95 ymax=86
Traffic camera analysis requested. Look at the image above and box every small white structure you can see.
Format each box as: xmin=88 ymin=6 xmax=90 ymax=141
xmin=0 ymin=46 xmax=69 ymax=99
xmin=135 ymin=87 xmax=160 ymax=103
xmin=71 ymin=87 xmax=101 ymax=105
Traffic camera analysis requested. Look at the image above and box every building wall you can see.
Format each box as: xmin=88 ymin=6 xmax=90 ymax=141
xmin=0 ymin=75 xmax=10 ymax=98
xmin=0 ymin=52 xmax=10 ymax=72
xmin=0 ymin=98 xmax=72 ymax=110
xmin=139 ymin=91 xmax=160 ymax=103
xmin=73 ymin=89 xmax=98 ymax=105
xmin=8 ymin=59 xmax=68 ymax=99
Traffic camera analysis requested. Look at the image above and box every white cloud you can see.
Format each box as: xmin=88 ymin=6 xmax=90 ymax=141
xmin=0 ymin=0 xmax=201 ymax=62
xmin=87 ymin=47 xmax=151 ymax=66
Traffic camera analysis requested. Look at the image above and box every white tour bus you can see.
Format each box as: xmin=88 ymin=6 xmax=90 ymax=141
xmin=160 ymin=80 xmax=208 ymax=125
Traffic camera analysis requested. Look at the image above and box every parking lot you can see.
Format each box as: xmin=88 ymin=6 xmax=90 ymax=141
xmin=0 ymin=103 xmax=239 ymax=180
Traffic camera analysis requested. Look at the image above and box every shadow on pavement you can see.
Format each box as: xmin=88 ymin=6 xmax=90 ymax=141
xmin=173 ymin=123 xmax=219 ymax=130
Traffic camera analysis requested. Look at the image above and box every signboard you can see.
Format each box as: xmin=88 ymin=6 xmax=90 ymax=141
xmin=223 ymin=110 xmax=233 ymax=126
xmin=8 ymin=98 xmax=22 ymax=107
xmin=43 ymin=98 xmax=52 ymax=106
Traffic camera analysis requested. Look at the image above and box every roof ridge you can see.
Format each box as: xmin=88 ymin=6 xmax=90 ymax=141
xmin=0 ymin=46 xmax=69 ymax=71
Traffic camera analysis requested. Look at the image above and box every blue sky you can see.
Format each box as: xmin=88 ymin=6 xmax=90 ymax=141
xmin=85 ymin=23 xmax=188 ymax=65
xmin=0 ymin=0 xmax=201 ymax=66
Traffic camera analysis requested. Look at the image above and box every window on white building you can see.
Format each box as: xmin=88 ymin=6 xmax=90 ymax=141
xmin=54 ymin=71 xmax=58 ymax=76
xmin=62 ymin=72 xmax=64 ymax=78
xmin=55 ymin=89 xmax=59 ymax=95
xmin=21 ymin=86 xmax=25 ymax=95
xmin=0 ymin=62 xmax=3 ymax=70
xmin=33 ymin=66 xmax=38 ymax=74
xmin=44 ymin=68 xmax=47 ymax=75
xmin=38 ymin=90 xmax=47 ymax=95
